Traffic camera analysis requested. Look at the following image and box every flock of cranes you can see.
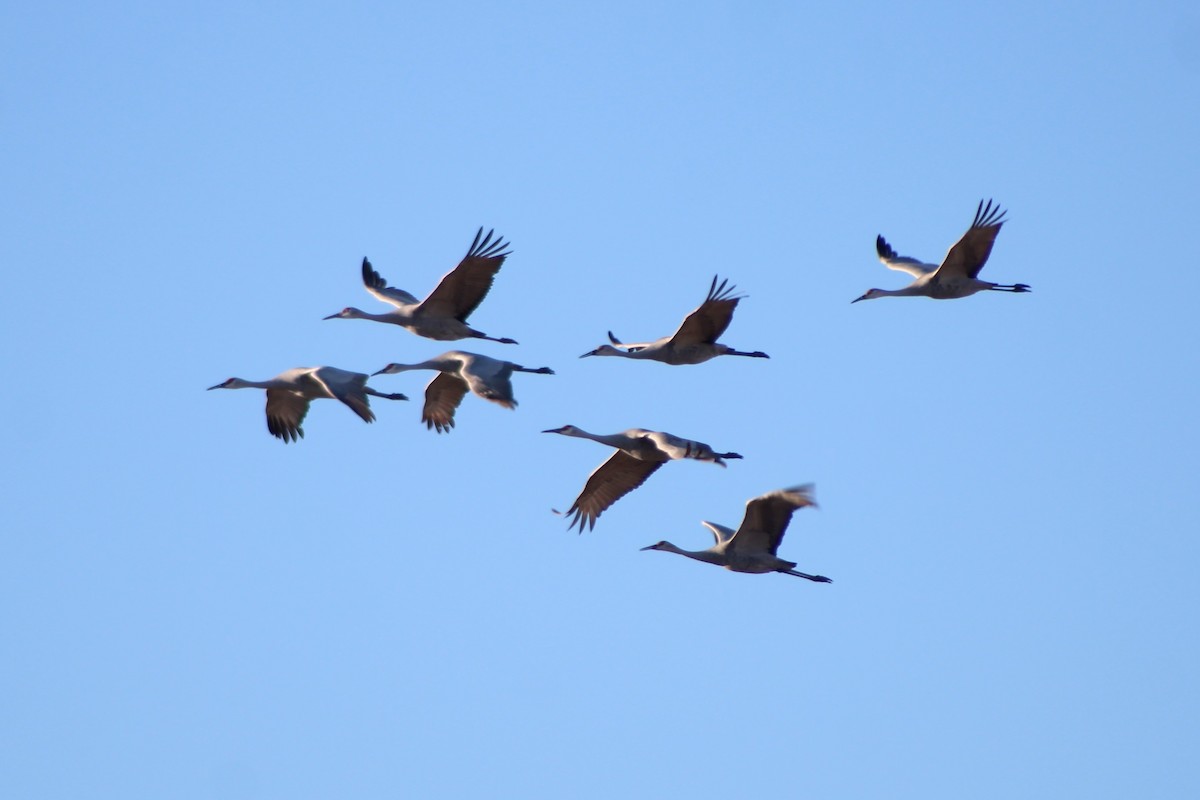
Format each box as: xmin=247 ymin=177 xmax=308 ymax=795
xmin=209 ymin=200 xmax=1029 ymax=580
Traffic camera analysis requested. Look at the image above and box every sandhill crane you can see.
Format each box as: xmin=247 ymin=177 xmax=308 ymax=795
xmin=323 ymin=228 xmax=519 ymax=343
xmin=207 ymin=366 xmax=408 ymax=442
xmin=641 ymin=484 xmax=831 ymax=582
xmin=580 ymin=276 xmax=769 ymax=365
xmin=852 ymin=199 xmax=1031 ymax=302
xmin=373 ymin=351 xmax=553 ymax=433
xmin=543 ymin=425 xmax=743 ymax=531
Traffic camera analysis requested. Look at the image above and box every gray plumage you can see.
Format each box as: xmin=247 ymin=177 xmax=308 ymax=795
xmin=853 ymin=199 xmax=1030 ymax=302
xmin=543 ymin=425 xmax=743 ymax=531
xmin=373 ymin=351 xmax=553 ymax=433
xmin=207 ymin=366 xmax=407 ymax=442
xmin=641 ymin=484 xmax=831 ymax=582
xmin=324 ymin=228 xmax=519 ymax=343
xmin=581 ymin=275 xmax=769 ymax=364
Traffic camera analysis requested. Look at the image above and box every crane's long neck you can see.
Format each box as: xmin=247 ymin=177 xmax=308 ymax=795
xmin=234 ymin=378 xmax=289 ymax=390
xmin=595 ymin=346 xmax=656 ymax=359
xmin=563 ymin=428 xmax=636 ymax=449
xmin=878 ymin=284 xmax=927 ymax=299
xmin=656 ymin=542 xmax=726 ymax=566
xmin=389 ymin=358 xmax=457 ymax=374
xmin=357 ymin=309 xmax=406 ymax=322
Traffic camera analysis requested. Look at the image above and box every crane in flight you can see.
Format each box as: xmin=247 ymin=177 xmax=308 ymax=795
xmin=324 ymin=227 xmax=519 ymax=343
xmin=543 ymin=425 xmax=742 ymax=531
xmin=207 ymin=366 xmax=407 ymax=442
xmin=641 ymin=484 xmax=831 ymax=582
xmin=373 ymin=351 xmax=553 ymax=433
xmin=581 ymin=275 xmax=768 ymax=365
xmin=853 ymin=199 xmax=1030 ymax=302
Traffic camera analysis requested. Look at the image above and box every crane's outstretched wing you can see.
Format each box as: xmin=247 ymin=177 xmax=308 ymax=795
xmin=668 ymin=275 xmax=744 ymax=346
xmin=361 ymin=258 xmax=419 ymax=307
xmin=264 ymin=390 xmax=310 ymax=442
xmin=729 ymin=484 xmax=817 ymax=555
xmin=639 ymin=430 xmax=735 ymax=464
xmin=421 ymin=372 xmax=470 ymax=433
xmin=935 ymin=199 xmax=1006 ymax=281
xmin=417 ymin=228 xmax=511 ymax=322
xmin=311 ymin=367 xmax=375 ymax=424
xmin=560 ymin=451 xmax=666 ymax=532
xmin=875 ymin=236 xmax=936 ymax=277
xmin=701 ymin=520 xmax=736 ymax=546
xmin=458 ymin=367 xmax=516 ymax=410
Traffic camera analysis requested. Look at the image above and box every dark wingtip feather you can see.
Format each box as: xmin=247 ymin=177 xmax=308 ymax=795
xmin=876 ymin=235 xmax=897 ymax=259
xmin=466 ymin=227 xmax=512 ymax=260
xmin=973 ymin=198 xmax=1007 ymax=229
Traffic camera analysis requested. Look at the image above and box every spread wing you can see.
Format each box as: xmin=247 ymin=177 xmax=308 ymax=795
xmin=728 ymin=484 xmax=816 ymax=556
xmin=934 ymin=199 xmax=1006 ymax=282
xmin=421 ymin=372 xmax=470 ymax=433
xmin=875 ymin=235 xmax=936 ymax=277
xmin=667 ymin=275 xmax=743 ymax=346
xmin=561 ymin=451 xmax=666 ymax=532
xmin=361 ymin=257 xmax=419 ymax=307
xmin=264 ymin=389 xmax=310 ymax=443
xmin=462 ymin=365 xmax=516 ymax=408
xmin=638 ymin=430 xmax=726 ymax=463
xmin=416 ymin=228 xmax=511 ymax=321
xmin=311 ymin=367 xmax=375 ymax=424
xmin=701 ymin=520 xmax=736 ymax=546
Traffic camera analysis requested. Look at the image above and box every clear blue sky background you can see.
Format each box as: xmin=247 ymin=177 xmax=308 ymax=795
xmin=4 ymin=2 xmax=1199 ymax=797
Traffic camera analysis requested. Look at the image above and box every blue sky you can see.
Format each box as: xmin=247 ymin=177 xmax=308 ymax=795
xmin=4 ymin=2 xmax=1199 ymax=797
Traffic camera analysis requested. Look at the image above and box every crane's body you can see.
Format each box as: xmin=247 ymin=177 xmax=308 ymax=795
xmin=582 ymin=276 xmax=768 ymax=365
xmin=207 ymin=366 xmax=407 ymax=442
xmin=641 ymin=484 xmax=831 ymax=582
xmin=543 ymin=425 xmax=742 ymax=531
xmin=374 ymin=351 xmax=553 ymax=433
xmin=324 ymin=228 xmax=518 ymax=343
xmin=853 ymin=200 xmax=1030 ymax=303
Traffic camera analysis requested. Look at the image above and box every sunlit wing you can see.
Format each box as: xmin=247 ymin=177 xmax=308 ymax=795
xmin=562 ymin=451 xmax=666 ymax=532
xmin=875 ymin=236 xmax=936 ymax=277
xmin=668 ymin=275 xmax=743 ymax=346
xmin=701 ymin=520 xmax=736 ymax=546
xmin=640 ymin=430 xmax=704 ymax=460
xmin=463 ymin=365 xmax=516 ymax=408
xmin=417 ymin=228 xmax=511 ymax=321
xmin=935 ymin=199 xmax=1006 ymax=281
xmin=311 ymin=367 xmax=374 ymax=424
xmin=729 ymin=485 xmax=816 ymax=555
xmin=361 ymin=258 xmax=419 ymax=307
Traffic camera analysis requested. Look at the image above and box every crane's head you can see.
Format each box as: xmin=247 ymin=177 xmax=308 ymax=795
xmin=207 ymin=378 xmax=243 ymax=390
xmin=640 ymin=540 xmax=679 ymax=553
xmin=580 ymin=344 xmax=623 ymax=358
xmin=851 ymin=289 xmax=885 ymax=303
xmin=322 ymin=307 xmax=363 ymax=320
xmin=542 ymin=425 xmax=580 ymax=435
